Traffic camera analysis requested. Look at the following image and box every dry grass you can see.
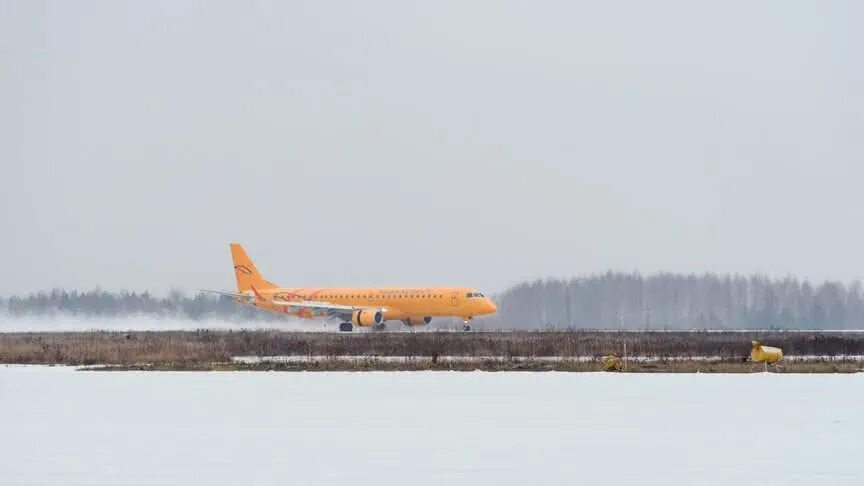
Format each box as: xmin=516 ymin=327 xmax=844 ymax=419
xmin=1 ymin=330 xmax=863 ymax=372
xmin=0 ymin=331 xmax=230 ymax=365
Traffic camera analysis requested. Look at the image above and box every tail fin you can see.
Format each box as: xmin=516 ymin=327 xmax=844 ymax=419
xmin=230 ymin=243 xmax=278 ymax=292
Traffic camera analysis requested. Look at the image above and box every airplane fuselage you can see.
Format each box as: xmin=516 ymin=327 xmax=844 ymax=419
xmin=216 ymin=243 xmax=497 ymax=330
xmin=255 ymin=286 xmax=496 ymax=323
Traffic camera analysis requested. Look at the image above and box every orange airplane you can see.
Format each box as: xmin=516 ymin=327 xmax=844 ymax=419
xmin=201 ymin=243 xmax=496 ymax=331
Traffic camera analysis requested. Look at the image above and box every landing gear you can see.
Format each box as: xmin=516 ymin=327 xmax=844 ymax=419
xmin=463 ymin=318 xmax=472 ymax=332
xmin=373 ymin=322 xmax=386 ymax=331
xmin=339 ymin=322 xmax=353 ymax=332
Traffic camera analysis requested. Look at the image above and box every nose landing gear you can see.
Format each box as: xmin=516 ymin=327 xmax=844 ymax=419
xmin=462 ymin=317 xmax=472 ymax=332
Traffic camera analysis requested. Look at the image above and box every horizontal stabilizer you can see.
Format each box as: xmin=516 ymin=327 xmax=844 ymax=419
xmin=199 ymin=289 xmax=251 ymax=300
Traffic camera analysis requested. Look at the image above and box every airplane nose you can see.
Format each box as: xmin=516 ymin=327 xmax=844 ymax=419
xmin=485 ymin=299 xmax=497 ymax=314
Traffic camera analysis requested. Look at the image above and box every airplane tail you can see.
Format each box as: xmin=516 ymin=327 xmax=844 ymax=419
xmin=230 ymin=243 xmax=278 ymax=292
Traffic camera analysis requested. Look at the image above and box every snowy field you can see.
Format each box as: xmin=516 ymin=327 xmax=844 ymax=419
xmin=0 ymin=367 xmax=862 ymax=486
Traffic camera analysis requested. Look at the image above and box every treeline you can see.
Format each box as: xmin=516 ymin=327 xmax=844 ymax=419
xmin=1 ymin=289 xmax=278 ymax=321
xmin=3 ymin=272 xmax=864 ymax=329
xmin=495 ymin=273 xmax=864 ymax=330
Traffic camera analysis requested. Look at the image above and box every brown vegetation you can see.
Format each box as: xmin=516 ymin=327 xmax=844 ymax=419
xmin=1 ymin=330 xmax=862 ymax=371
xmin=0 ymin=331 xmax=230 ymax=365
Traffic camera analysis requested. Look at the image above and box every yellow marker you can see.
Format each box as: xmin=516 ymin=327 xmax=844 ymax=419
xmin=601 ymin=355 xmax=624 ymax=371
xmin=751 ymin=340 xmax=783 ymax=363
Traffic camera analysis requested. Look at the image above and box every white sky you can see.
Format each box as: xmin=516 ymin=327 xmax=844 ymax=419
xmin=2 ymin=1 xmax=862 ymax=295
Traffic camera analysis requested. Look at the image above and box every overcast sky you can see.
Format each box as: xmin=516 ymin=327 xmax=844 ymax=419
xmin=2 ymin=1 xmax=862 ymax=295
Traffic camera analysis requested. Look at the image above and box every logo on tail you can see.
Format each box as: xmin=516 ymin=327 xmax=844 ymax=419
xmin=230 ymin=243 xmax=278 ymax=292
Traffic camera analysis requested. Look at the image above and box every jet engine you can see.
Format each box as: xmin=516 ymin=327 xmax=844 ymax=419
xmin=404 ymin=316 xmax=432 ymax=326
xmin=352 ymin=309 xmax=383 ymax=327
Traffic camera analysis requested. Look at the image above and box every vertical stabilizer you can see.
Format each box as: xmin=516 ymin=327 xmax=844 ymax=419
xmin=230 ymin=243 xmax=277 ymax=292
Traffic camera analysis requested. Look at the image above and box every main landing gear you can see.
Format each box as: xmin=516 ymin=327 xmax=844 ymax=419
xmin=339 ymin=322 xmax=353 ymax=332
xmin=373 ymin=323 xmax=386 ymax=332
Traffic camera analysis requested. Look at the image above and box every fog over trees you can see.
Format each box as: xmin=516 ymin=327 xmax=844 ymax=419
xmin=2 ymin=273 xmax=863 ymax=329
xmin=494 ymin=273 xmax=864 ymax=330
xmin=2 ymin=290 xmax=280 ymax=322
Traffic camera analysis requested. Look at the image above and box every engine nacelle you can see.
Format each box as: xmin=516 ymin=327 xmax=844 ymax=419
xmin=352 ymin=309 xmax=383 ymax=327
xmin=404 ymin=316 xmax=432 ymax=326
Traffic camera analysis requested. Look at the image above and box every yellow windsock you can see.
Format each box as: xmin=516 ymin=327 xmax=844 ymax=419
xmin=230 ymin=243 xmax=277 ymax=292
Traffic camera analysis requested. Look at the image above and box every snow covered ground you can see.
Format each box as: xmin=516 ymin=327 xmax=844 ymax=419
xmin=0 ymin=366 xmax=861 ymax=485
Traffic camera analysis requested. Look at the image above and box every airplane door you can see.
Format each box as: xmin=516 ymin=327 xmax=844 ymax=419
xmin=450 ymin=291 xmax=460 ymax=307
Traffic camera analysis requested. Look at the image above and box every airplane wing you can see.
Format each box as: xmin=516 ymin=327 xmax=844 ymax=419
xmin=271 ymin=299 xmax=381 ymax=320
xmin=199 ymin=290 xmax=381 ymax=320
